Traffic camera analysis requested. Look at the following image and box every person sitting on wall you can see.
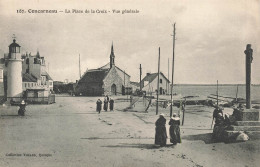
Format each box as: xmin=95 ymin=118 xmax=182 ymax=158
xmin=226 ymin=104 xmax=243 ymax=125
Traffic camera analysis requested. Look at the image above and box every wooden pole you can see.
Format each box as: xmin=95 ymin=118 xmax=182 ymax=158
xmin=79 ymin=54 xmax=81 ymax=78
xmin=124 ymin=70 xmax=125 ymax=86
xmin=139 ymin=64 xmax=142 ymax=92
xmin=156 ymin=47 xmax=160 ymax=115
xmin=182 ymin=98 xmax=186 ymax=126
xmin=170 ymin=23 xmax=176 ymax=117
xmin=124 ymin=70 xmax=125 ymax=96
xmin=235 ymin=84 xmax=239 ymax=103
xmin=168 ymin=58 xmax=169 ymax=95
xmin=244 ymin=44 xmax=253 ymax=109
xmin=217 ymin=80 xmax=219 ymax=107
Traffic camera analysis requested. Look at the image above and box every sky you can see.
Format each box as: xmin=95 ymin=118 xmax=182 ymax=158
xmin=0 ymin=0 xmax=259 ymax=84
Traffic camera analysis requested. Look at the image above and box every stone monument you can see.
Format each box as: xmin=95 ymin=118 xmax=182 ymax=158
xmin=225 ymin=44 xmax=260 ymax=140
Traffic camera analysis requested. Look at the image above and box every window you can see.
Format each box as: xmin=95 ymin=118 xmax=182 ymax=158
xmin=26 ymin=59 xmax=29 ymax=64
xmin=31 ymin=83 xmax=33 ymax=87
xmin=160 ymin=79 xmax=162 ymax=84
xmin=25 ymin=83 xmax=27 ymax=87
xmin=26 ymin=69 xmax=29 ymax=73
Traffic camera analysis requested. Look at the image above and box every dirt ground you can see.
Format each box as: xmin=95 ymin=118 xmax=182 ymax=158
xmin=0 ymin=95 xmax=259 ymax=167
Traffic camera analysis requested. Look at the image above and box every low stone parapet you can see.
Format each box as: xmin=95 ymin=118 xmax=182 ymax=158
xmin=235 ymin=121 xmax=260 ymax=126
xmin=239 ymin=109 xmax=259 ymax=121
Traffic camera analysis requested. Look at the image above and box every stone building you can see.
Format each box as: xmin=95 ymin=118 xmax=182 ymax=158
xmin=75 ymin=44 xmax=131 ymax=96
xmin=0 ymin=38 xmax=54 ymax=104
xmin=21 ymin=51 xmax=53 ymax=96
xmin=140 ymin=72 xmax=170 ymax=95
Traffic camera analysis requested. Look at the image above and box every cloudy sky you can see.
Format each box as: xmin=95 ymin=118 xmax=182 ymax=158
xmin=0 ymin=0 xmax=259 ymax=84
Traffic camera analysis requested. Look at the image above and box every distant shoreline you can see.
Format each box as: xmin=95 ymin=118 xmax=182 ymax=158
xmin=173 ymin=84 xmax=260 ymax=86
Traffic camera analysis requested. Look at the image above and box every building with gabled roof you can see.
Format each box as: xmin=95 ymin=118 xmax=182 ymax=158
xmin=21 ymin=51 xmax=53 ymax=96
xmin=75 ymin=44 xmax=131 ymax=96
xmin=141 ymin=72 xmax=170 ymax=95
xmin=0 ymin=38 xmax=54 ymax=104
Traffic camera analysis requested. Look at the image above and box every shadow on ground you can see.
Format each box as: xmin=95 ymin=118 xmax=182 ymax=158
xmin=0 ymin=115 xmax=18 ymax=117
xmin=102 ymin=143 xmax=177 ymax=149
xmin=182 ymin=133 xmax=218 ymax=144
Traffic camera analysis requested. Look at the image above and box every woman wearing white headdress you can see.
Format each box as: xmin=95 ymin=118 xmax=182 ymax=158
xmin=169 ymin=113 xmax=181 ymax=145
xmin=18 ymin=100 xmax=26 ymax=116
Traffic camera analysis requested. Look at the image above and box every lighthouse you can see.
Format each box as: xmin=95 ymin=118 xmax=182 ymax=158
xmin=6 ymin=37 xmax=23 ymax=103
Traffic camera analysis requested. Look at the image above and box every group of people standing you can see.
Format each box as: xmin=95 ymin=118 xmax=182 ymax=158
xmin=155 ymin=113 xmax=181 ymax=147
xmin=96 ymin=95 xmax=114 ymax=114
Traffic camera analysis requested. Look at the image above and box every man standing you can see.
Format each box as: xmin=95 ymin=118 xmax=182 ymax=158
xmin=96 ymin=99 xmax=102 ymax=114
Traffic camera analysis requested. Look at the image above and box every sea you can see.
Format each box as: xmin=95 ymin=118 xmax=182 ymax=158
xmin=172 ymin=84 xmax=260 ymax=100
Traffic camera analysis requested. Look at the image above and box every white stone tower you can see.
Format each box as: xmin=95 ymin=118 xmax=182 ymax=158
xmin=7 ymin=38 xmax=23 ymax=103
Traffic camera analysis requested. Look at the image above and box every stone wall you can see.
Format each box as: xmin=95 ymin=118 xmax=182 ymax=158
xmin=103 ymin=67 xmax=124 ymax=95
xmin=115 ymin=67 xmax=130 ymax=87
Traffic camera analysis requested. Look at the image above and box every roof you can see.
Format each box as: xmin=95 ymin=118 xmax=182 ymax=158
xmin=140 ymin=72 xmax=170 ymax=88
xmin=53 ymin=81 xmax=65 ymax=85
xmin=23 ymin=73 xmax=38 ymax=82
xmin=99 ymin=63 xmax=130 ymax=77
xmin=142 ymin=73 xmax=158 ymax=83
xmin=130 ymin=81 xmax=140 ymax=87
xmin=78 ymin=69 xmax=109 ymax=84
xmin=9 ymin=39 xmax=20 ymax=48
xmin=26 ymin=88 xmax=45 ymax=91
xmin=41 ymin=71 xmax=53 ymax=80
xmin=160 ymin=72 xmax=170 ymax=83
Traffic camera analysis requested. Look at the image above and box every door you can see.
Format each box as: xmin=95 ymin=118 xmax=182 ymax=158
xmin=111 ymin=84 xmax=117 ymax=95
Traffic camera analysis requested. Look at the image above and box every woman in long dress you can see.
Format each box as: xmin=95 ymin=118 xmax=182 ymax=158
xmin=109 ymin=98 xmax=114 ymax=111
xmin=18 ymin=100 xmax=26 ymax=116
xmin=169 ymin=113 xmax=181 ymax=145
xmin=155 ymin=113 xmax=167 ymax=147
xmin=103 ymin=98 xmax=108 ymax=111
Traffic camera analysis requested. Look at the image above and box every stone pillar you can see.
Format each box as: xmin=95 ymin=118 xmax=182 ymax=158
xmin=244 ymin=44 xmax=253 ymax=109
